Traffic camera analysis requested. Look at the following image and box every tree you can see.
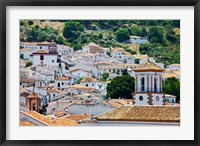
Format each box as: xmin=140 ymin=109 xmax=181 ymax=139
xmin=163 ymin=77 xmax=180 ymax=102
xmin=101 ymin=73 xmax=109 ymax=81
xmin=130 ymin=24 xmax=141 ymax=36
xmin=63 ymin=21 xmax=84 ymax=40
xmin=106 ymin=75 xmax=135 ymax=99
xmin=98 ymin=33 xmax=103 ymax=39
xmin=25 ymin=61 xmax=33 ymax=67
xmin=56 ymin=35 xmax=64 ymax=44
xmin=27 ymin=20 xmax=34 ymax=25
xmin=115 ymin=28 xmax=130 ymax=42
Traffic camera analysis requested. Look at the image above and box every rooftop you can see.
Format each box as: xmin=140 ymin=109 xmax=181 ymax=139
xmin=25 ymin=111 xmax=78 ymax=126
xmin=26 ymin=92 xmax=39 ymax=99
xmin=80 ymin=77 xmax=102 ymax=83
xmin=95 ymin=105 xmax=180 ymax=122
xmin=133 ymin=61 xmax=164 ymax=72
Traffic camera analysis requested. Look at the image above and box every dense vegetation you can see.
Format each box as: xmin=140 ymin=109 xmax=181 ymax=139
xmin=163 ymin=77 xmax=180 ymax=103
xmin=106 ymin=75 xmax=135 ymax=99
xmin=20 ymin=20 xmax=180 ymax=66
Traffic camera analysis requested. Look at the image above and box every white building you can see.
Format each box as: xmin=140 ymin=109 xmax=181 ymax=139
xmin=111 ymin=48 xmax=124 ymax=60
xmin=20 ymin=48 xmax=32 ymax=60
xmin=55 ymin=76 xmax=72 ymax=90
xmin=70 ymin=68 xmax=93 ymax=78
xmin=165 ymin=94 xmax=177 ymax=104
xmin=166 ymin=64 xmax=180 ymax=71
xmin=132 ymin=61 xmax=165 ymax=106
xmin=130 ymin=36 xmax=148 ymax=44
xmin=82 ymin=42 xmax=110 ymax=55
xmin=80 ymin=77 xmax=108 ymax=95
xmin=57 ymin=45 xmax=74 ymax=55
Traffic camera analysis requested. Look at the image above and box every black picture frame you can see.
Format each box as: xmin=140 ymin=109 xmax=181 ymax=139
xmin=0 ymin=0 xmax=199 ymax=145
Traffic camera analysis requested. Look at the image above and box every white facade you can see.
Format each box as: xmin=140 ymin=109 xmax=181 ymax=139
xmin=70 ymin=69 xmax=93 ymax=78
xmin=57 ymin=45 xmax=74 ymax=55
xmin=20 ymin=49 xmax=32 ymax=60
xmin=32 ymin=54 xmax=58 ymax=66
xmin=111 ymin=51 xmax=124 ymax=59
xmin=130 ymin=36 xmax=148 ymax=44
xmin=55 ymin=78 xmax=71 ymax=90
xmin=165 ymin=94 xmax=176 ymax=104
xmin=167 ymin=64 xmax=180 ymax=71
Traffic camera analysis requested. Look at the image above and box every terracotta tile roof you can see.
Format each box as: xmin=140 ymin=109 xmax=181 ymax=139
xmin=111 ymin=47 xmax=124 ymax=52
xmin=48 ymin=88 xmax=61 ymax=93
xmin=95 ymin=105 xmax=180 ymax=122
xmin=56 ymin=76 xmax=71 ymax=81
xmin=26 ymin=92 xmax=39 ymax=99
xmin=133 ymin=61 xmax=164 ymax=72
xmin=25 ymin=111 xmax=78 ymax=126
xmin=68 ymin=84 xmax=94 ymax=93
xmin=62 ymin=114 xmax=91 ymax=121
xmin=80 ymin=77 xmax=101 ymax=83
xmin=20 ymin=120 xmax=35 ymax=126
xmin=33 ymin=50 xmax=48 ymax=54
xmin=20 ymin=78 xmax=35 ymax=83
xmin=36 ymin=41 xmax=50 ymax=45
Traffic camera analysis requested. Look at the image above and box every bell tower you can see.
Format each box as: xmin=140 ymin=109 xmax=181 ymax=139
xmin=49 ymin=40 xmax=58 ymax=54
xmin=132 ymin=61 xmax=165 ymax=106
xmin=26 ymin=82 xmax=39 ymax=111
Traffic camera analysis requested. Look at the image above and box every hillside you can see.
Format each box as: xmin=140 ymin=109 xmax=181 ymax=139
xmin=20 ymin=20 xmax=180 ymax=66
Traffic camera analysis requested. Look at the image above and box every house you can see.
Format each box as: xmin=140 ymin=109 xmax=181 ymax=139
xmin=57 ymin=45 xmax=74 ymax=55
xmin=55 ymin=76 xmax=72 ymax=90
xmin=80 ymin=77 xmax=108 ymax=94
xmin=70 ymin=68 xmax=93 ymax=78
xmin=111 ymin=48 xmax=124 ymax=60
xmin=165 ymin=94 xmax=177 ymax=104
xmin=20 ymin=78 xmax=35 ymax=87
xmin=130 ymin=36 xmax=148 ymax=44
xmin=82 ymin=42 xmax=110 ymax=55
xmin=20 ymin=48 xmax=32 ymax=60
xmin=20 ymin=42 xmax=37 ymax=49
xmin=47 ymin=88 xmax=61 ymax=100
xmin=166 ymin=64 xmax=180 ymax=71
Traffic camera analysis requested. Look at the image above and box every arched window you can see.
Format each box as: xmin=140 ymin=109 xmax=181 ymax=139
xmin=141 ymin=77 xmax=145 ymax=91
xmin=40 ymin=54 xmax=44 ymax=60
xmin=33 ymin=103 xmax=36 ymax=111
xmin=154 ymin=78 xmax=157 ymax=92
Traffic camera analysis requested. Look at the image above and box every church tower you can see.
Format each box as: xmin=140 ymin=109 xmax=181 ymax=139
xmin=132 ymin=61 xmax=165 ymax=105
xmin=49 ymin=40 xmax=58 ymax=54
xmin=26 ymin=82 xmax=39 ymax=111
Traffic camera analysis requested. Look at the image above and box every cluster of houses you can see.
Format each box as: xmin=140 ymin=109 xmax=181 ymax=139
xmin=19 ymin=38 xmax=180 ymax=126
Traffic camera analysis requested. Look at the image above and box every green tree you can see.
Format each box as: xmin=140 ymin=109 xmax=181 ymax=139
xmin=115 ymin=28 xmax=130 ymax=42
xmin=98 ymin=33 xmax=103 ymax=39
xmin=25 ymin=61 xmax=33 ymax=67
xmin=101 ymin=73 xmax=109 ymax=81
xmin=27 ymin=20 xmax=34 ymax=25
xmin=130 ymin=24 xmax=141 ymax=36
xmin=163 ymin=77 xmax=180 ymax=102
xmin=56 ymin=35 xmax=64 ymax=44
xmin=63 ymin=21 xmax=84 ymax=40
xmin=106 ymin=75 xmax=135 ymax=99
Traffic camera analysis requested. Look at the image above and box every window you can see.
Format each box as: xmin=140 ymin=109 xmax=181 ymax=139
xmin=86 ymin=84 xmax=88 ymax=87
xmin=40 ymin=47 xmax=42 ymax=49
xmin=154 ymin=78 xmax=157 ymax=92
xmin=156 ymin=96 xmax=159 ymax=101
xmin=58 ymin=83 xmax=60 ymax=87
xmin=62 ymin=82 xmax=64 ymax=85
xmin=53 ymin=94 xmax=56 ymax=97
xmin=141 ymin=77 xmax=145 ymax=91
xmin=139 ymin=96 xmax=143 ymax=101
xmin=40 ymin=54 xmax=44 ymax=60
xmin=52 ymin=60 xmax=54 ymax=62
xmin=92 ymin=84 xmax=94 ymax=86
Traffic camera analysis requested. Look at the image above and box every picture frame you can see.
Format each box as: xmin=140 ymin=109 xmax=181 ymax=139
xmin=0 ymin=0 xmax=199 ymax=145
